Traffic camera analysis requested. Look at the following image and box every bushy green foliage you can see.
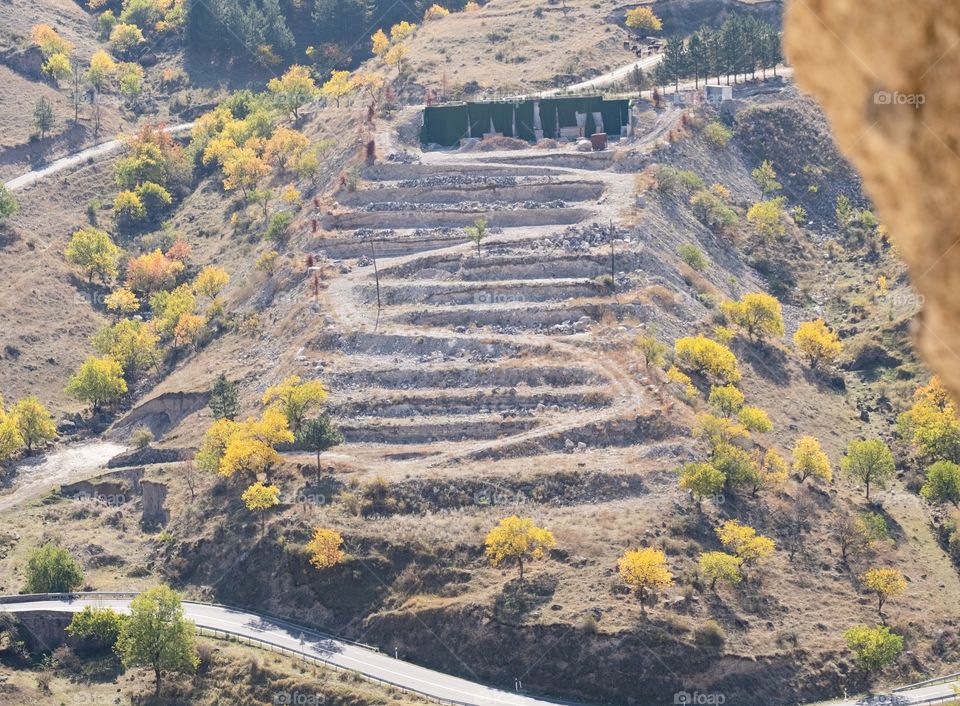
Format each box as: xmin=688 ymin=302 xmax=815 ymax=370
xmin=690 ymin=190 xmax=738 ymax=233
xmin=702 ymin=121 xmax=733 ymax=148
xmin=678 ymin=243 xmax=708 ymax=271
xmin=24 ymin=543 xmax=83 ymax=593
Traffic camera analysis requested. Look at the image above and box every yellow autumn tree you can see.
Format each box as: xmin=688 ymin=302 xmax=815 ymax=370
xmin=241 ymin=482 xmax=280 ymax=535
xmin=193 ymin=266 xmax=229 ymax=300
xmin=105 ymin=288 xmax=140 ymax=316
xmin=262 ymin=376 xmax=328 ymax=434
xmin=86 ymin=50 xmax=117 ymax=92
xmin=792 ymin=435 xmax=832 ymax=483
xmin=222 ymin=146 xmax=270 ymax=198
xmin=897 ymin=376 xmax=960 ymax=463
xmin=721 ymin=292 xmax=784 ymax=342
xmin=320 ymin=70 xmax=354 ymax=108
xmin=31 ymin=24 xmax=73 ymax=57
xmin=267 ymin=65 xmax=316 ymax=119
xmin=674 ymin=335 xmax=741 ymax=383
xmin=371 ymin=28 xmax=389 ymax=56
xmin=384 ymin=43 xmax=409 ymax=76
xmin=861 ymin=567 xmax=907 ymax=616
xmin=793 ymin=319 xmax=843 ymax=369
xmin=11 ymin=397 xmax=57 ymax=455
xmin=263 ymin=127 xmax=309 ymax=171
xmin=423 ymin=3 xmax=449 ymax=20
xmin=625 ymin=7 xmax=662 ymax=33
xmin=0 ymin=400 xmax=25 ymax=465
xmin=307 ymin=527 xmax=346 ymax=569
xmin=390 ymin=20 xmax=417 ymax=40
xmin=618 ymin=547 xmax=673 ymax=614
xmin=716 ymin=520 xmax=775 ymax=571
xmin=484 ymin=516 xmax=556 ymax=582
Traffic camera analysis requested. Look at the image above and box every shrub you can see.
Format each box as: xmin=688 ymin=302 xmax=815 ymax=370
xmin=844 ymin=625 xmax=903 ymax=671
xmin=267 ymin=211 xmax=294 ymax=242
xmin=738 ymin=406 xmax=773 ymax=433
xmin=678 ymin=244 xmax=708 ymax=271
xmin=654 ymin=165 xmax=702 ymax=197
xmin=747 ymin=197 xmax=787 ymax=241
xmin=702 ymin=122 xmax=733 ymax=148
xmin=693 ymin=620 xmax=726 ymax=647
xmin=24 ymin=543 xmax=83 ymax=593
xmin=130 ymin=426 xmax=154 ymax=449
xmin=690 ymin=190 xmax=738 ymax=233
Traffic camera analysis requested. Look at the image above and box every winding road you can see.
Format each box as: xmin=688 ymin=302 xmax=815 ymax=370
xmin=2 ymin=123 xmax=193 ymax=192
xmin=0 ymin=593 xmax=566 ymax=706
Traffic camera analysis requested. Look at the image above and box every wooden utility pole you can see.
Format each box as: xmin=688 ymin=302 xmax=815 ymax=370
xmin=370 ymin=241 xmax=382 ymax=330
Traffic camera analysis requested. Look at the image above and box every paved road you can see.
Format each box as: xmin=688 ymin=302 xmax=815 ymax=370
xmin=0 ymin=594 xmax=569 ymax=706
xmin=3 ymin=123 xmax=193 ymax=192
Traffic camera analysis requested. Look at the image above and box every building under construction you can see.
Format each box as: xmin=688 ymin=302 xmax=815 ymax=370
xmin=420 ymin=95 xmax=632 ymax=147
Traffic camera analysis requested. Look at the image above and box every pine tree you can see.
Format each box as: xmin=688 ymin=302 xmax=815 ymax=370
xmin=209 ymin=373 xmax=239 ymax=421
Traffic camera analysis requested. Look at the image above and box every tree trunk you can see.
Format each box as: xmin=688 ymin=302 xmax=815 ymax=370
xmin=316 ymin=449 xmax=322 ymax=476
xmin=518 ymin=557 xmax=524 ymax=583
xmin=154 ymin=666 xmax=162 ymax=695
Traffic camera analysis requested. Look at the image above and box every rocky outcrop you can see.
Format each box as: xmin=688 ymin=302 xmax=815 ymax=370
xmin=110 ymin=391 xmax=210 ymax=441
xmin=106 ymin=446 xmax=192 ymax=469
xmin=141 ymin=480 xmax=169 ymax=526
xmin=785 ymin=1 xmax=960 ymax=401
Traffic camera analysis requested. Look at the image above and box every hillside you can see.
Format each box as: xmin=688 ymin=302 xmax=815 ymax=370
xmin=2 ymin=1 xmax=960 ymax=706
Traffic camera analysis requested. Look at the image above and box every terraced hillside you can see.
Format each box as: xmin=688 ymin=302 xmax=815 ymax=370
xmin=298 ymin=112 xmax=704 ymax=478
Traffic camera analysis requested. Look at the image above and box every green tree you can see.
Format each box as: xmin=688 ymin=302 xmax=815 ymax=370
xmin=0 ymin=185 xmax=19 ymax=222
xmin=677 ymin=461 xmax=725 ymax=509
xmin=844 ymin=625 xmax=903 ymax=672
xmin=752 ymin=160 xmax=781 ymax=196
xmin=66 ymin=607 xmax=125 ymax=651
xmin=842 ymin=439 xmax=895 ymax=501
xmin=24 ymin=543 xmax=83 ymax=593
xmin=11 ymin=397 xmax=57 ymax=455
xmin=209 ymin=373 xmax=239 ymax=421
xmin=65 ymin=228 xmax=121 ymax=285
xmin=115 ymin=585 xmax=199 ymax=695
xmin=699 ymin=551 xmax=741 ymax=590
xmin=466 ymin=217 xmax=489 ymax=257
xmin=747 ymin=197 xmax=786 ymax=242
xmin=297 ymin=415 xmax=344 ymax=475
xmin=91 ymin=319 xmax=160 ymax=378
xmin=34 ymin=97 xmax=54 ymax=141
xmin=66 ymin=356 xmax=128 ymax=411
xmin=792 ymin=436 xmax=832 ymax=484
xmin=920 ymin=460 xmax=960 ymax=507
xmin=267 ymin=65 xmax=316 ymax=120
xmin=708 ymin=384 xmax=744 ymax=417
